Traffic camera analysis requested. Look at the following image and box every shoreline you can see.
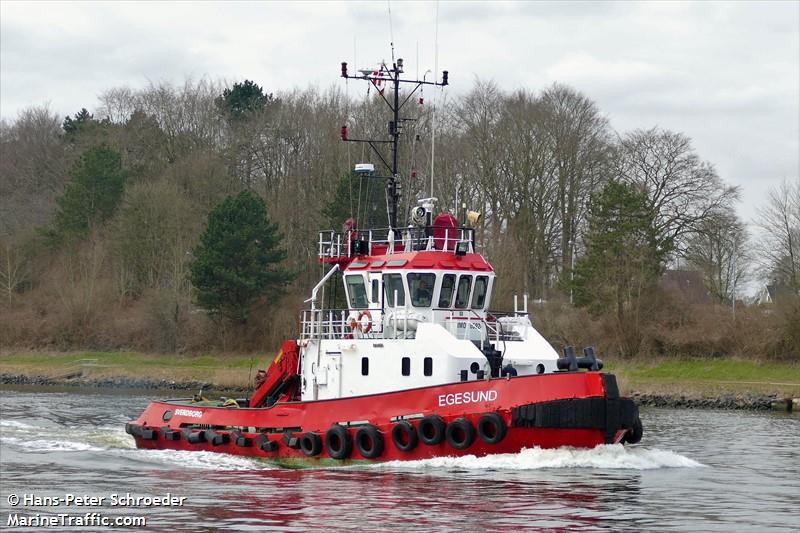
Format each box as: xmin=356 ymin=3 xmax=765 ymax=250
xmin=1 ymin=372 xmax=792 ymax=412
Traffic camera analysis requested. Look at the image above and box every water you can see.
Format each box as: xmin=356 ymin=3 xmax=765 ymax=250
xmin=0 ymin=388 xmax=798 ymax=532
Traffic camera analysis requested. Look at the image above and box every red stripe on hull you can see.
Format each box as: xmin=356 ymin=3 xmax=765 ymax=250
xmin=130 ymin=372 xmax=624 ymax=463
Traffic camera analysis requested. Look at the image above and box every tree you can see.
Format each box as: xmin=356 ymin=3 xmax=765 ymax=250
xmin=216 ymin=80 xmax=274 ymax=120
xmin=685 ymin=209 xmax=749 ymax=304
xmin=49 ymin=144 xmax=126 ymax=241
xmin=616 ymin=128 xmax=739 ymax=256
xmin=62 ymin=108 xmax=95 ymax=136
xmin=755 ymin=179 xmax=800 ymax=291
xmin=572 ymin=181 xmax=666 ymax=326
xmin=189 ymin=191 xmax=292 ymax=323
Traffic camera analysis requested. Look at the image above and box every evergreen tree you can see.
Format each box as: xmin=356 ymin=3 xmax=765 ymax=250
xmin=50 ymin=144 xmax=126 ymax=240
xmin=571 ymin=181 xmax=668 ymax=323
xmin=216 ymin=80 xmax=274 ymax=120
xmin=189 ymin=191 xmax=292 ymax=323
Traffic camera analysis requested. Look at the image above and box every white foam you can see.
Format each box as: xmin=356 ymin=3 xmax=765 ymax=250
xmin=376 ymin=445 xmax=704 ymax=471
xmin=0 ymin=436 xmax=103 ymax=453
xmin=125 ymin=449 xmax=275 ymax=471
xmin=86 ymin=427 xmax=137 ymax=450
xmin=0 ymin=420 xmax=38 ymax=429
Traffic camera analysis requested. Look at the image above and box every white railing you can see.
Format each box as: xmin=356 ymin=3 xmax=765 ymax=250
xmin=318 ymin=226 xmax=476 ymax=261
xmin=300 ymin=309 xmax=384 ymax=340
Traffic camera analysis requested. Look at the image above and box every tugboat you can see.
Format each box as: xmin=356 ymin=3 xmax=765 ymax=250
xmin=127 ymin=56 xmax=643 ymax=464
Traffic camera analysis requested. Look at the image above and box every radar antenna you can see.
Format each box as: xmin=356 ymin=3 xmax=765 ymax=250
xmin=339 ymin=58 xmax=448 ymax=230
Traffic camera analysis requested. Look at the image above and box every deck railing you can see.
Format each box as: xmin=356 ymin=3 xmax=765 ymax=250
xmin=318 ymin=225 xmax=476 ymax=261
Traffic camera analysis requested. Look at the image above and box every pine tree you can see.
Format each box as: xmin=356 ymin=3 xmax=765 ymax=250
xmin=189 ymin=191 xmax=292 ymax=323
xmin=50 ymin=144 xmax=126 ymax=241
xmin=571 ymin=181 xmax=668 ymax=323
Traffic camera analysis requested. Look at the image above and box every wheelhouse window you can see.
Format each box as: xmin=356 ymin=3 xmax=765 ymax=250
xmin=454 ymin=275 xmax=473 ymax=309
xmin=471 ymin=276 xmax=489 ymax=309
xmin=438 ymin=274 xmax=456 ymax=308
xmin=407 ymin=272 xmax=435 ymax=307
xmin=346 ymin=275 xmax=368 ymax=308
xmin=383 ymin=273 xmax=406 ymax=307
xmin=371 ymin=279 xmax=380 ymax=304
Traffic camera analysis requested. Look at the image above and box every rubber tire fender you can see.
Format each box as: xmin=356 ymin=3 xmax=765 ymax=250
xmin=299 ymin=432 xmax=322 ymax=457
xmin=477 ymin=412 xmax=507 ymax=445
xmin=355 ymin=424 xmax=384 ymax=459
xmin=325 ymin=425 xmax=353 ymax=460
xmin=625 ymin=418 xmax=643 ymax=444
xmin=418 ymin=415 xmax=446 ymax=446
xmin=445 ymin=418 xmax=476 ymax=450
xmin=391 ymin=421 xmax=418 ymax=452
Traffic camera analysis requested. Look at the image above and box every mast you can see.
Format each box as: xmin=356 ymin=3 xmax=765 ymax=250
xmin=340 ymin=59 xmax=448 ymax=230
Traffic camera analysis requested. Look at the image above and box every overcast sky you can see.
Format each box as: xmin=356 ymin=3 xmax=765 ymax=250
xmin=2 ymin=1 xmax=798 ymax=226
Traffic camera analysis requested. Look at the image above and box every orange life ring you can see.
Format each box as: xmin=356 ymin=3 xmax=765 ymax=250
xmin=350 ymin=310 xmax=373 ymax=333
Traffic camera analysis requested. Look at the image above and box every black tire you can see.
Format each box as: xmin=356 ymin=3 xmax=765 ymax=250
xmin=625 ymin=418 xmax=643 ymax=444
xmin=418 ymin=415 xmax=446 ymax=445
xmin=391 ymin=421 xmax=418 ymax=452
xmin=445 ymin=418 xmax=476 ymax=450
xmin=355 ymin=425 xmax=385 ymax=459
xmin=325 ymin=425 xmax=352 ymax=460
xmin=477 ymin=413 xmax=507 ymax=445
xmin=299 ymin=432 xmax=322 ymax=457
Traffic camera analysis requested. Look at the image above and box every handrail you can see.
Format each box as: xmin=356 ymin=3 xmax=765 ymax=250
xmin=305 ymin=263 xmax=340 ymax=310
xmin=318 ymin=225 xmax=477 ymax=260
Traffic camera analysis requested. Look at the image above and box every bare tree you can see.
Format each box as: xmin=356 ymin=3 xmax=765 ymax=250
xmin=755 ymin=179 xmax=800 ymax=290
xmin=0 ymin=106 xmax=67 ymax=236
xmin=685 ymin=208 xmax=749 ymax=303
xmin=616 ymin=128 xmax=739 ymax=257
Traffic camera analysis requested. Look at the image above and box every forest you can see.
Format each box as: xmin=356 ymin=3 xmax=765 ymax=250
xmin=1 ymin=76 xmax=798 ymax=359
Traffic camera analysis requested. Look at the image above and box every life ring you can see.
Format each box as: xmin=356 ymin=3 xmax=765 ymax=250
xmin=477 ymin=413 xmax=507 ymax=445
xmin=355 ymin=424 xmax=384 ymax=459
xmin=325 ymin=425 xmax=353 ymax=460
xmin=391 ymin=421 xmax=418 ymax=452
xmin=299 ymin=432 xmax=322 ymax=456
xmin=418 ymin=415 xmax=446 ymax=445
xmin=445 ymin=418 xmax=476 ymax=450
xmin=349 ymin=310 xmax=373 ymax=333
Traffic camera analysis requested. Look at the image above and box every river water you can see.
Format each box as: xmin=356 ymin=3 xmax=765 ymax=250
xmin=0 ymin=388 xmax=798 ymax=532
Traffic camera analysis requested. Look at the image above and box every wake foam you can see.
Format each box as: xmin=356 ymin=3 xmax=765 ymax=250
xmin=376 ymin=445 xmax=703 ymax=471
xmin=126 ymin=449 xmax=274 ymax=471
xmin=0 ymin=436 xmax=104 ymax=453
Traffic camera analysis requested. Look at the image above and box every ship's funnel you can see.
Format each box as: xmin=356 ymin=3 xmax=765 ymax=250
xmin=466 ymin=210 xmax=482 ymax=227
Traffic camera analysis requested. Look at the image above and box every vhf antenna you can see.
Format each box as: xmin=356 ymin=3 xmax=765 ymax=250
xmin=339 ymin=58 xmax=448 ymax=231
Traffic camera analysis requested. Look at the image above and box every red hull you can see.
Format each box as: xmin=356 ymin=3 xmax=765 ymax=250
xmin=128 ymin=372 xmax=637 ymax=463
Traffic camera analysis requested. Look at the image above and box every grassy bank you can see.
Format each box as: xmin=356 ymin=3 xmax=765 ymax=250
xmin=1 ymin=351 xmax=799 ymax=398
xmin=0 ymin=350 xmax=267 ymax=389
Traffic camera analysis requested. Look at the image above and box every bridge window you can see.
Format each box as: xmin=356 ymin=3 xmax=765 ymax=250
xmin=455 ymin=275 xmax=473 ymax=309
xmin=401 ymin=357 xmax=411 ymax=376
xmin=346 ymin=275 xmax=368 ymax=308
xmin=371 ymin=279 xmax=380 ymax=303
xmin=383 ymin=274 xmax=406 ymax=307
xmin=408 ymin=272 xmax=435 ymax=307
xmin=472 ymin=276 xmax=489 ymax=309
xmin=361 ymin=357 xmax=369 ymax=376
xmin=424 ymin=357 xmax=433 ymax=376
xmin=438 ymin=274 xmax=456 ymax=308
